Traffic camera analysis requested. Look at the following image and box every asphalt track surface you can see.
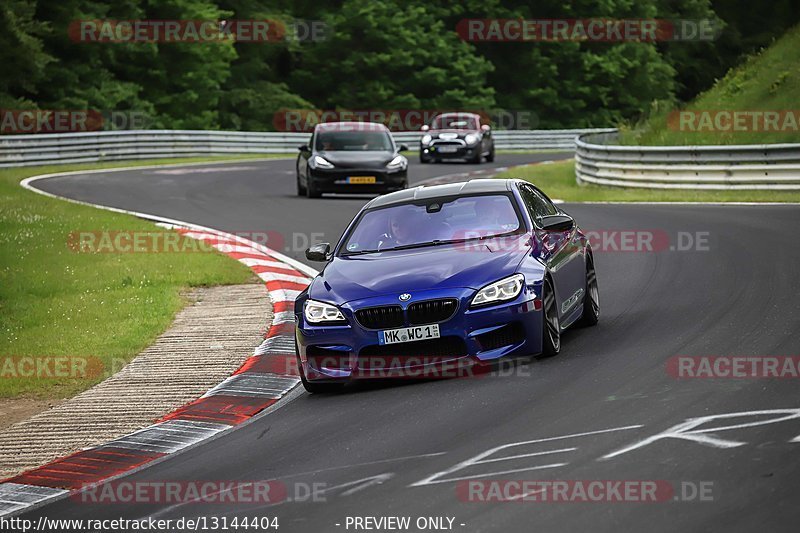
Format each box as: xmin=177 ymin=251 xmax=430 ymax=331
xmin=25 ymin=154 xmax=800 ymax=532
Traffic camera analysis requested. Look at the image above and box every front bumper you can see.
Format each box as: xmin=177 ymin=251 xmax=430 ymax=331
xmin=420 ymin=141 xmax=480 ymax=160
xmin=308 ymin=167 xmax=407 ymax=193
xmin=296 ymin=287 xmax=543 ymax=382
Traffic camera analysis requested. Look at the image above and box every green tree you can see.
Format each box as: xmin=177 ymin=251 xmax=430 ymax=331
xmin=217 ymin=0 xmax=314 ymax=131
xmin=441 ymin=0 xmax=677 ymax=127
xmin=288 ymin=0 xmax=495 ymax=112
xmin=0 ymin=0 xmax=52 ymax=108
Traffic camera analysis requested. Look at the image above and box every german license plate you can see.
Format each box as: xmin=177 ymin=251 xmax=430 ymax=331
xmin=437 ymin=146 xmax=458 ymax=153
xmin=348 ymin=176 xmax=376 ymax=184
xmin=378 ymin=324 xmax=440 ymax=345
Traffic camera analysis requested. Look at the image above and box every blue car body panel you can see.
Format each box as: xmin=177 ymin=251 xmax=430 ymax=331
xmin=295 ymin=179 xmax=593 ymax=382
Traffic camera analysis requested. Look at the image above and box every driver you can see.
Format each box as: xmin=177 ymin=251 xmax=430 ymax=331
xmin=378 ymin=210 xmax=419 ymax=249
xmin=482 ymin=197 xmax=517 ymax=233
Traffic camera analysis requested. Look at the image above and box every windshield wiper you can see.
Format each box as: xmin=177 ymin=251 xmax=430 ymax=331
xmin=378 ymin=239 xmax=459 ymax=252
xmin=342 ymin=239 xmax=455 ymax=257
xmin=342 ymin=248 xmax=382 ymax=256
xmin=343 ymin=231 xmax=523 ymax=257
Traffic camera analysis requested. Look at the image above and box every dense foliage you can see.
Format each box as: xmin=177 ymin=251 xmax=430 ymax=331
xmin=1 ymin=0 xmax=797 ymax=130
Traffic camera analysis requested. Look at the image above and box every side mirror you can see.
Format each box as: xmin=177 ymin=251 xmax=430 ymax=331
xmin=540 ymin=215 xmax=575 ymax=232
xmin=298 ymin=144 xmax=310 ymax=152
xmin=481 ymin=124 xmax=491 ymax=132
xmin=305 ymin=242 xmax=331 ymax=262
xmin=420 ymin=125 xmax=430 ymax=132
xmin=398 ymin=144 xmax=409 ymax=152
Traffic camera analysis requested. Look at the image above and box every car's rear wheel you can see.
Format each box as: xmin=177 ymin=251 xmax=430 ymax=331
xmin=578 ymin=254 xmax=600 ymax=326
xmin=537 ymin=277 xmax=561 ymax=358
xmin=296 ymin=343 xmax=343 ymax=393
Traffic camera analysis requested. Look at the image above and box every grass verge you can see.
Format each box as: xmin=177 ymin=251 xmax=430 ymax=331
xmin=621 ymin=24 xmax=800 ymax=146
xmin=498 ymin=159 xmax=800 ymax=203
xmin=0 ymin=155 xmax=291 ymax=400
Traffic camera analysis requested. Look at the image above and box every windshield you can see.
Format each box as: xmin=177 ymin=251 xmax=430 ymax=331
xmin=431 ymin=115 xmax=479 ymax=130
xmin=315 ymin=130 xmax=393 ymax=151
xmin=342 ymin=194 xmax=522 ymax=254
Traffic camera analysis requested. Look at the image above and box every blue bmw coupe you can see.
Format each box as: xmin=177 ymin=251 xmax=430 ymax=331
xmin=294 ymin=179 xmax=599 ymax=392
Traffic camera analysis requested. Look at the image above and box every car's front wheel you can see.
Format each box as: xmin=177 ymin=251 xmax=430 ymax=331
xmin=486 ymin=144 xmax=495 ymax=162
xmin=537 ymin=277 xmax=561 ymax=358
xmin=296 ymin=345 xmax=343 ymax=393
xmin=305 ymin=176 xmax=321 ymax=198
xmin=578 ymin=254 xmax=600 ymax=326
xmin=296 ymin=162 xmax=306 ymax=196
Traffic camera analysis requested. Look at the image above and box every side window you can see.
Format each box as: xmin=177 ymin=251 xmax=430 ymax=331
xmin=532 ymin=188 xmax=558 ymax=216
xmin=519 ymin=184 xmax=549 ymax=225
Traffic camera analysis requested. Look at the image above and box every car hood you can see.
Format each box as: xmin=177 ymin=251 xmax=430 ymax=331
xmin=309 ymin=239 xmax=530 ymax=304
xmin=317 ymin=150 xmax=395 ymax=168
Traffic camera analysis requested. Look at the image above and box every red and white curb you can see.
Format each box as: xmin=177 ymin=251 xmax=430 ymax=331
xmin=3 ymin=167 xmax=320 ymax=517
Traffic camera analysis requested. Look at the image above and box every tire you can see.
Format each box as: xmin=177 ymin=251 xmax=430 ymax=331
xmin=296 ymin=344 xmax=344 ymax=393
xmin=578 ymin=253 xmax=600 ymax=327
xmin=470 ymin=151 xmax=482 ymax=164
xmin=419 ymin=153 xmax=431 ymax=164
xmin=536 ymin=277 xmax=561 ymax=358
xmin=296 ymin=174 xmax=306 ymax=196
xmin=305 ymin=176 xmax=321 ymax=198
xmin=486 ymin=144 xmax=495 ymax=162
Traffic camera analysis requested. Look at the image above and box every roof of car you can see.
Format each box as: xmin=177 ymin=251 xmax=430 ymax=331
xmin=366 ymin=179 xmax=519 ymax=208
xmin=436 ymin=112 xmax=480 ymax=118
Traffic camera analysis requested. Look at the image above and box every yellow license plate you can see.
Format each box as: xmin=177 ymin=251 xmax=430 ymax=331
xmin=348 ymin=176 xmax=376 ymax=184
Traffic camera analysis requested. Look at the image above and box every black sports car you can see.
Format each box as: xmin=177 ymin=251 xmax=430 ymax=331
xmin=419 ymin=112 xmax=495 ymax=164
xmin=296 ymin=122 xmax=409 ymax=198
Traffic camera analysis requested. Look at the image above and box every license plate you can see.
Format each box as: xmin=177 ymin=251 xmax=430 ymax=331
xmin=437 ymin=146 xmax=458 ymax=153
xmin=379 ymin=324 xmax=440 ymax=345
xmin=348 ymin=176 xmax=376 ymax=184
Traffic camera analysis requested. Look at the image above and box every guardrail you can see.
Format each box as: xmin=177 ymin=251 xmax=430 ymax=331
xmin=0 ymin=128 xmax=616 ymax=168
xmin=576 ymin=132 xmax=800 ymax=190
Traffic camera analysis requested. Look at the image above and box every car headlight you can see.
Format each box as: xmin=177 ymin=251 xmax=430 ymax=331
xmin=387 ymin=155 xmax=407 ymax=170
xmin=471 ymin=274 xmax=525 ymax=307
xmin=304 ymin=299 xmax=346 ymax=324
xmin=312 ymin=155 xmax=334 ymax=169
xmin=421 ymin=134 xmax=432 ymax=145
xmin=464 ymin=133 xmax=479 ymax=145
